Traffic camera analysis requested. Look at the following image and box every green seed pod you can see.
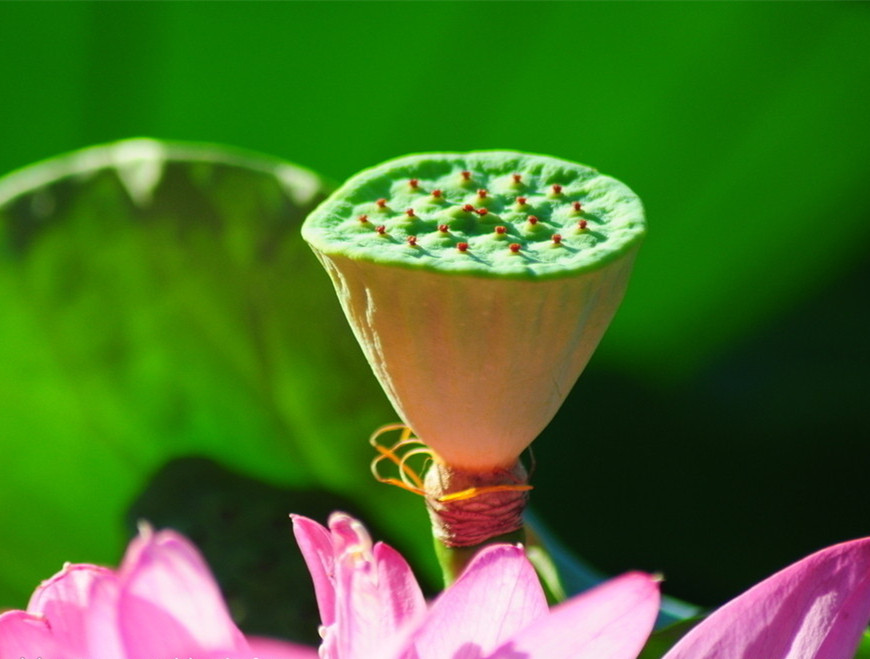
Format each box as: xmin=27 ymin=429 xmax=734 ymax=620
xmin=302 ymin=151 xmax=645 ymax=472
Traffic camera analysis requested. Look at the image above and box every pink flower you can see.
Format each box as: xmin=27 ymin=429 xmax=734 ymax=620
xmin=5 ymin=514 xmax=869 ymax=659
xmin=291 ymin=512 xmax=661 ymax=659
xmin=662 ymin=535 xmax=870 ymax=659
xmin=0 ymin=525 xmax=316 ymax=659
xmin=295 ymin=513 xmax=870 ymax=659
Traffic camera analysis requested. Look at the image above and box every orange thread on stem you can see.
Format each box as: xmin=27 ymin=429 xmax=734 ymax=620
xmin=369 ymin=424 xmax=534 ymax=502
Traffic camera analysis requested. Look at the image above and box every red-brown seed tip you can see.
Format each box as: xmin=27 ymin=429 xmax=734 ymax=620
xmin=407 ymin=235 xmax=417 ymax=246
xmin=477 ymin=189 xmax=488 ymax=198
xmin=552 ymin=234 xmax=562 ymax=244
xmin=457 ymin=242 xmax=469 ymax=252
xmin=432 ymin=189 xmax=443 ymax=198
xmin=552 ymin=184 xmax=563 ymax=194
xmin=512 ymin=173 xmax=522 ymax=184
xmin=438 ymin=224 xmax=449 ymax=233
xmin=358 ymin=214 xmax=369 ymax=223
xmin=376 ymin=225 xmax=387 ymax=235
xmin=461 ymin=170 xmax=471 ymax=181
xmin=509 ymin=243 xmax=521 ymax=253
xmin=409 ymin=179 xmax=419 ymax=188
xmin=405 ymin=208 xmax=416 ymax=217
xmin=516 ymin=196 xmax=527 ymax=205
xmin=462 ymin=204 xmax=475 ymax=212
xmin=572 ymin=201 xmax=583 ymax=212
xmin=578 ymin=219 xmax=588 ymax=230
xmin=476 ymin=207 xmax=489 ymax=216
xmin=528 ymin=216 xmax=539 ymax=225
xmin=376 ymin=198 xmax=387 ymax=208
xmin=495 ymin=225 xmax=507 ymax=235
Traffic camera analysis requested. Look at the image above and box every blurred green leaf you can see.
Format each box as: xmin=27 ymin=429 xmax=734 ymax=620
xmin=0 ymin=139 xmax=433 ymax=606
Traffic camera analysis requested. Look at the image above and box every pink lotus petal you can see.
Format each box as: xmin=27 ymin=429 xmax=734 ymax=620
xmin=295 ymin=512 xmax=424 ymax=659
xmin=0 ymin=610 xmax=65 ymax=658
xmin=663 ymin=536 xmax=870 ymax=659
xmin=114 ymin=527 xmax=249 ymax=659
xmin=83 ymin=575 xmax=132 ymax=659
xmin=373 ymin=542 xmax=427 ymax=630
xmin=491 ymin=571 xmax=661 ymax=659
xmin=331 ymin=541 xmax=423 ymax=657
xmin=408 ymin=544 xmax=549 ymax=659
xmin=292 ymin=514 xmax=339 ymax=627
xmin=26 ymin=563 xmax=114 ymax=654
xmin=248 ymin=635 xmax=320 ymax=658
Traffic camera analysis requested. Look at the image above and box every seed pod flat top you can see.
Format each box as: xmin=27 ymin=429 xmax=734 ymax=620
xmin=302 ymin=151 xmax=645 ymax=279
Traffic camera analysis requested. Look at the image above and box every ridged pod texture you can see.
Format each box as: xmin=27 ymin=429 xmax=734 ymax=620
xmin=303 ymin=152 xmax=645 ymax=471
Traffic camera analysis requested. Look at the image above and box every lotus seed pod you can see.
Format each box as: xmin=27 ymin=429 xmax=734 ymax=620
xmin=302 ymin=151 xmax=645 ymax=472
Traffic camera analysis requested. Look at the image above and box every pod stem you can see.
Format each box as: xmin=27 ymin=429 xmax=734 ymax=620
xmin=424 ymin=460 xmax=530 ymax=584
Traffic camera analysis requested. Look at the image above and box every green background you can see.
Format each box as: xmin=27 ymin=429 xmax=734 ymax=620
xmin=1 ymin=0 xmax=869 ymax=641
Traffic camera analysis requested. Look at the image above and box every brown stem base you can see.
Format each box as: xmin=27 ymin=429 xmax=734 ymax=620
xmin=424 ymin=460 xmax=530 ymax=548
